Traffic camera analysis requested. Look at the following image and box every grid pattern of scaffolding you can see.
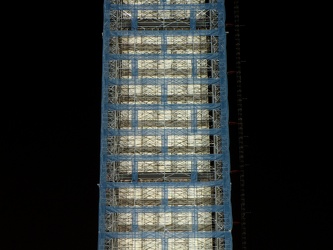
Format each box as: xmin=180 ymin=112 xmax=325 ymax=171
xmin=98 ymin=0 xmax=232 ymax=249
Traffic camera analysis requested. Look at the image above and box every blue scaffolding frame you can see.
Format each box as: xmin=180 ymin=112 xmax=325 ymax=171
xmin=98 ymin=0 xmax=232 ymax=249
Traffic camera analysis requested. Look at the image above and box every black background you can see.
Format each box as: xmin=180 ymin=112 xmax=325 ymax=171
xmin=3 ymin=1 xmax=329 ymax=249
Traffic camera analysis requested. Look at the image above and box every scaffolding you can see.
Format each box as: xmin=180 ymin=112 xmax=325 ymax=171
xmin=98 ymin=0 xmax=232 ymax=249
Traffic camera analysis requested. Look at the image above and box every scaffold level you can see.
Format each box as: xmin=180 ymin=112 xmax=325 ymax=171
xmin=98 ymin=0 xmax=232 ymax=249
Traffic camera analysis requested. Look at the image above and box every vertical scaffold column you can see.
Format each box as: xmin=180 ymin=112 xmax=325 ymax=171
xmin=98 ymin=0 xmax=232 ymax=249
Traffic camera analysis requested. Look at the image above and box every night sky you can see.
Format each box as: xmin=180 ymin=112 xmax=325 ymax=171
xmin=4 ymin=1 xmax=329 ymax=250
